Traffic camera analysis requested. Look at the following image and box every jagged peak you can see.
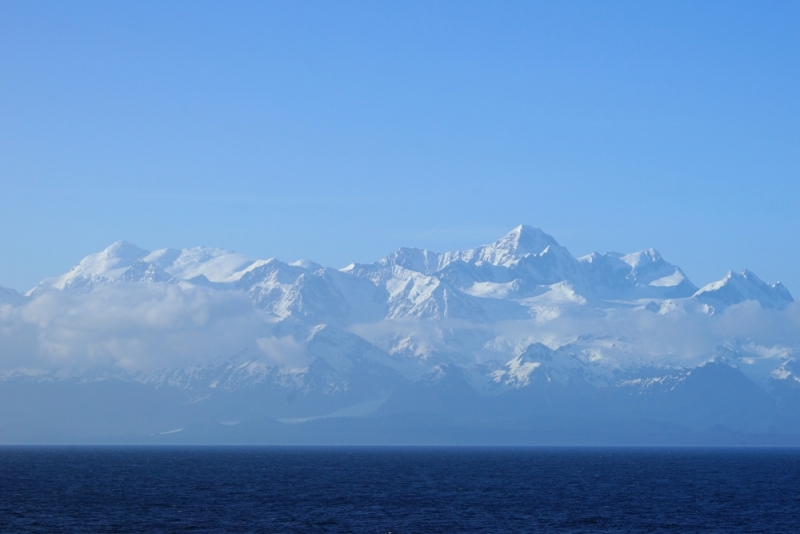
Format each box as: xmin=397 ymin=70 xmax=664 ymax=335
xmin=698 ymin=270 xmax=763 ymax=293
xmin=378 ymin=247 xmax=444 ymax=274
xmin=495 ymin=225 xmax=560 ymax=256
xmin=580 ymin=248 xmax=665 ymax=266
xmin=621 ymin=248 xmax=663 ymax=268
xmin=740 ymin=269 xmax=765 ymax=283
xmin=443 ymin=225 xmax=566 ymax=268
xmin=694 ymin=269 xmax=794 ymax=309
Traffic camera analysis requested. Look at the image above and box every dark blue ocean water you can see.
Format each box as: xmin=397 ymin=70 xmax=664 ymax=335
xmin=1 ymin=447 xmax=800 ymax=533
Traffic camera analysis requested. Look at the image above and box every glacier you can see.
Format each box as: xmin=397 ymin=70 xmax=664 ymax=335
xmin=1 ymin=225 xmax=800 ymax=445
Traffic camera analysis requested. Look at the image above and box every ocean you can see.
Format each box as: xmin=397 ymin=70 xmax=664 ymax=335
xmin=1 ymin=447 xmax=799 ymax=532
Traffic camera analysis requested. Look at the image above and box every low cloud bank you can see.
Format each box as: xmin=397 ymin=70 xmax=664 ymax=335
xmin=0 ymin=284 xmax=272 ymax=373
xmin=2 ymin=283 xmax=800 ymax=375
xmin=350 ymin=302 xmax=800 ymax=369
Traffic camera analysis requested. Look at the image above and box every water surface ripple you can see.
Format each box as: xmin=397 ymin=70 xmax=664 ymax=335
xmin=1 ymin=447 xmax=799 ymax=532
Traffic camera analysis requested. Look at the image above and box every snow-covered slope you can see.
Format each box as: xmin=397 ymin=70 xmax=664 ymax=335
xmin=20 ymin=226 xmax=794 ymax=324
xmin=579 ymin=248 xmax=697 ymax=299
xmin=694 ymin=270 xmax=793 ymax=310
xmin=27 ymin=241 xmax=151 ymax=294
xmin=146 ymin=246 xmax=255 ymax=282
xmin=27 ymin=242 xmax=259 ymax=296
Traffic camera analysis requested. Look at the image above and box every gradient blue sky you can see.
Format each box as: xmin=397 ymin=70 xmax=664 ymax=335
xmin=1 ymin=1 xmax=799 ymax=293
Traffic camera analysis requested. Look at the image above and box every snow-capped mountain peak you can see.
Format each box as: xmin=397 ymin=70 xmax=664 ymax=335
xmin=488 ymin=225 xmax=559 ymax=258
xmin=27 ymin=240 xmax=150 ymax=294
xmin=450 ymin=225 xmax=562 ymax=267
xmin=16 ymin=225 xmax=793 ymax=321
xmin=694 ymin=270 xmax=794 ymax=310
xmin=103 ymin=240 xmax=150 ymax=262
xmin=621 ymin=248 xmax=662 ymax=268
xmin=577 ymin=247 xmax=696 ymax=300
xmin=69 ymin=240 xmax=150 ymax=279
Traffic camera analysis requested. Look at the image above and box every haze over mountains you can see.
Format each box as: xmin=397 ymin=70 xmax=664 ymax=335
xmin=2 ymin=226 xmax=799 ymax=445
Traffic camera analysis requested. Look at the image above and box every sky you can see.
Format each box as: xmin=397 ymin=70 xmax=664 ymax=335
xmin=1 ymin=1 xmax=799 ymax=294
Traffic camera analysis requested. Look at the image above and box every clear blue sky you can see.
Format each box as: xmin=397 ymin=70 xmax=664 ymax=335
xmin=1 ymin=1 xmax=798 ymax=293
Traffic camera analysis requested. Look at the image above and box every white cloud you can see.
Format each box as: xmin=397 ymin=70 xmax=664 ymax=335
xmin=2 ymin=282 xmax=800 ymax=379
xmin=350 ymin=302 xmax=800 ymax=371
xmin=0 ymin=283 xmax=275 ymax=373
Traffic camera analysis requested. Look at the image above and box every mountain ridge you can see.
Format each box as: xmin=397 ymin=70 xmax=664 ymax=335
xmin=1 ymin=225 xmax=798 ymax=444
xmin=17 ymin=226 xmax=791 ymax=314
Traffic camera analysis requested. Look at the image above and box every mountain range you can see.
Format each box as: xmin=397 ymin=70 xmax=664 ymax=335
xmin=1 ymin=225 xmax=799 ymax=445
